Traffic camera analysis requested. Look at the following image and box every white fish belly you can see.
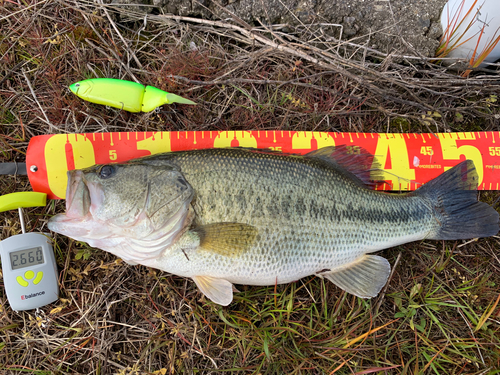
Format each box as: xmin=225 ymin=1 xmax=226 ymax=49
xmin=150 ymin=220 xmax=431 ymax=286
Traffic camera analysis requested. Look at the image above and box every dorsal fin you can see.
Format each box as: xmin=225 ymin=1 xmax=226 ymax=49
xmin=306 ymin=146 xmax=382 ymax=187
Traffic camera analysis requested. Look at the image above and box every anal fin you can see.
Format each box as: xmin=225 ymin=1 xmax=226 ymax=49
xmin=192 ymin=275 xmax=234 ymax=306
xmin=321 ymin=255 xmax=391 ymax=298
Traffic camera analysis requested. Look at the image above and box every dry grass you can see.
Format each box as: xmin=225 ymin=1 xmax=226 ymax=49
xmin=1 ymin=0 xmax=500 ymax=374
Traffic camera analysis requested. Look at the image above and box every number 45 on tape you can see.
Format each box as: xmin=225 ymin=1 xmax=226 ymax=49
xmin=27 ymin=131 xmax=500 ymax=199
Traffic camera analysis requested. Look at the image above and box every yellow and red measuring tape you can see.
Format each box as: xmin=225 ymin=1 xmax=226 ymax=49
xmin=27 ymin=131 xmax=500 ymax=199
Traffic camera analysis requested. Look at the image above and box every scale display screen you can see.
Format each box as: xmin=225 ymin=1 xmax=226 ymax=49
xmin=9 ymin=246 xmax=44 ymax=270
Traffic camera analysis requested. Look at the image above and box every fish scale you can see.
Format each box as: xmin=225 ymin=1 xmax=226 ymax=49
xmin=146 ymin=149 xmax=434 ymax=281
xmin=48 ymin=147 xmax=499 ymax=305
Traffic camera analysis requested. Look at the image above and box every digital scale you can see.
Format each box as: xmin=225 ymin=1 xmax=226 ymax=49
xmin=0 ymin=192 xmax=59 ymax=311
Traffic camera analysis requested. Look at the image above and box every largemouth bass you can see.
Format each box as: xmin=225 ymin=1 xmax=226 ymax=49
xmin=48 ymin=147 xmax=499 ymax=305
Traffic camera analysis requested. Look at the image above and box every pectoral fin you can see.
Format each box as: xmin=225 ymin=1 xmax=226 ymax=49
xmin=192 ymin=275 xmax=234 ymax=306
xmin=193 ymin=223 xmax=257 ymax=257
xmin=320 ymin=255 xmax=391 ymax=298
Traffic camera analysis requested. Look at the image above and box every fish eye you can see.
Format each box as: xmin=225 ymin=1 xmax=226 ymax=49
xmin=98 ymin=165 xmax=115 ymax=179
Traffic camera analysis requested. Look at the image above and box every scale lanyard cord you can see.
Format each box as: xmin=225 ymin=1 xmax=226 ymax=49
xmin=18 ymin=207 xmax=26 ymax=234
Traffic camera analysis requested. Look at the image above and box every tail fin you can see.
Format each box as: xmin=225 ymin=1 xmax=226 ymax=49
xmin=413 ymin=160 xmax=499 ymax=240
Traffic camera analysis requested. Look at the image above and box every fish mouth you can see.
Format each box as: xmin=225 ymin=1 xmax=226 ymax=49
xmin=65 ymin=170 xmax=91 ymax=219
xmin=48 ymin=170 xmax=93 ymax=236
xmin=48 ymin=169 xmax=107 ymax=237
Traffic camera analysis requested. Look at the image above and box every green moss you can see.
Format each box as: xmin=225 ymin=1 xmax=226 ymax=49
xmin=390 ymin=117 xmax=412 ymax=132
xmin=71 ymin=26 xmax=97 ymax=42
xmin=449 ymin=118 xmax=486 ymax=132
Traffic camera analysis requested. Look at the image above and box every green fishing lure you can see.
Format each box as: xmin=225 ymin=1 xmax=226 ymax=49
xmin=69 ymin=78 xmax=196 ymax=113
